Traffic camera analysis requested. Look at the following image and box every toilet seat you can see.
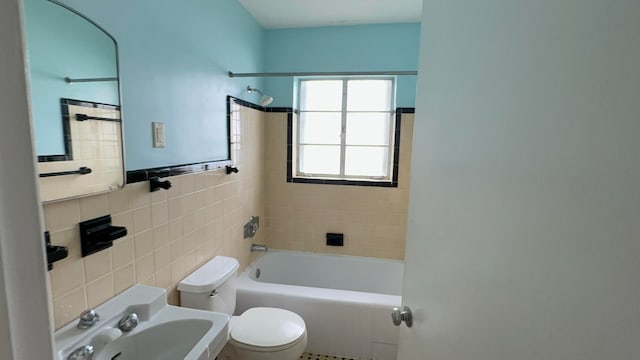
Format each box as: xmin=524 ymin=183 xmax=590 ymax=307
xmin=229 ymin=307 xmax=306 ymax=352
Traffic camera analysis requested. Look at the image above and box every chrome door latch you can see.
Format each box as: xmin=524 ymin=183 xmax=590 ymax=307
xmin=391 ymin=305 xmax=413 ymax=327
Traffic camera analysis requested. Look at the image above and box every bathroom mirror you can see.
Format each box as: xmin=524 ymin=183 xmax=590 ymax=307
xmin=23 ymin=0 xmax=125 ymax=202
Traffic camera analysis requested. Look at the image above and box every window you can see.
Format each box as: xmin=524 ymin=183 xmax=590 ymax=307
xmin=292 ymin=78 xmax=398 ymax=186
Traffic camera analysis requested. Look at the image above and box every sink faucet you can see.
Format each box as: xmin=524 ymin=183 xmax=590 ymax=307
xmin=250 ymin=243 xmax=268 ymax=252
xmin=77 ymin=309 xmax=100 ymax=329
xmin=68 ymin=345 xmax=94 ymax=360
xmin=118 ymin=312 xmax=139 ymax=332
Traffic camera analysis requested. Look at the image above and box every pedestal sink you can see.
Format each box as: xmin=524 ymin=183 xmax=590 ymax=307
xmin=54 ymin=285 xmax=229 ymax=360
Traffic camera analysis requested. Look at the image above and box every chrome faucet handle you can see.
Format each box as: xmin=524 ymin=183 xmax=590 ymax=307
xmin=68 ymin=345 xmax=94 ymax=360
xmin=77 ymin=309 xmax=100 ymax=329
xmin=118 ymin=312 xmax=139 ymax=332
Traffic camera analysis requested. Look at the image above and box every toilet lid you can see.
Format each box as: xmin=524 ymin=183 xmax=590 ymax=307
xmin=230 ymin=307 xmax=306 ymax=348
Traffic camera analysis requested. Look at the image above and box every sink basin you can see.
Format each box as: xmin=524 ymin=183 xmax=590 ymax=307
xmin=95 ymin=319 xmax=211 ymax=360
xmin=54 ymin=285 xmax=230 ymax=360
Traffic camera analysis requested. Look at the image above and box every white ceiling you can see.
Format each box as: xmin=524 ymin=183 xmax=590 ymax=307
xmin=237 ymin=0 xmax=423 ymax=29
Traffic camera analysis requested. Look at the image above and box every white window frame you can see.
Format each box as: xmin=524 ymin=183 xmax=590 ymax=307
xmin=294 ymin=77 xmax=397 ymax=183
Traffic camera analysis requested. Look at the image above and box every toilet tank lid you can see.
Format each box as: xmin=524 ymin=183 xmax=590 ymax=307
xmin=177 ymin=256 xmax=239 ymax=293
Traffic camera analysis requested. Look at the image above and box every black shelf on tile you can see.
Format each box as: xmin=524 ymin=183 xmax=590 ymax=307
xmin=79 ymin=215 xmax=127 ymax=257
xmin=45 ymin=231 xmax=68 ymax=271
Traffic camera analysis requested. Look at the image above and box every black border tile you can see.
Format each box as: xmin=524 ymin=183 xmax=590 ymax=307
xmin=126 ymin=169 xmax=149 ymax=183
xmin=289 ymin=177 xmax=398 ymax=187
xmin=126 ymin=160 xmax=231 ymax=184
xmin=226 ymin=96 xmax=234 ymax=160
xmin=396 ymin=107 xmax=416 ymax=114
xmin=266 ymin=107 xmax=293 ymax=113
xmin=38 ymin=154 xmax=72 ymax=162
xmin=286 ymin=107 xmax=414 ymax=188
xmin=39 ymin=98 xmax=122 ymax=163
xmin=228 ymin=96 xmax=264 ymax=112
xmin=391 ymin=111 xmax=403 ymax=186
xmin=62 ymin=98 xmax=120 ymax=111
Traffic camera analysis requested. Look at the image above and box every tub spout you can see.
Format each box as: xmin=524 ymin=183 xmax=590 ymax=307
xmin=251 ymin=244 xmax=268 ymax=252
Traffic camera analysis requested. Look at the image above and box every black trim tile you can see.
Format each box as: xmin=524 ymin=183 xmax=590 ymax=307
xmin=397 ymin=107 xmax=415 ymax=114
xmin=266 ymin=107 xmax=293 ymax=113
xmin=228 ymin=96 xmax=264 ymax=111
xmin=289 ymin=177 xmax=398 ymax=187
xmin=284 ymin=107 xmax=414 ymax=188
xmin=391 ymin=111 xmax=404 ymax=185
xmin=38 ymin=154 xmax=72 ymax=162
xmin=286 ymin=113 xmax=293 ymax=180
xmin=126 ymin=169 xmax=149 ymax=183
xmin=39 ymin=98 xmax=122 ymax=163
xmin=126 ymin=160 xmax=231 ymax=184
xmin=62 ymin=98 xmax=120 ymax=110
xmin=226 ymin=95 xmax=294 ymax=114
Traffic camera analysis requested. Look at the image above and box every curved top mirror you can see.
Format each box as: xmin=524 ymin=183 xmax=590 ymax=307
xmin=23 ymin=0 xmax=125 ymax=202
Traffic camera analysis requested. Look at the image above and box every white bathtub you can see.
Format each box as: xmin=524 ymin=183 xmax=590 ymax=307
xmin=235 ymin=250 xmax=403 ymax=360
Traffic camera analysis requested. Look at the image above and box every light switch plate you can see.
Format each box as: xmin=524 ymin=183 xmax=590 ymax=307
xmin=152 ymin=122 xmax=165 ymax=148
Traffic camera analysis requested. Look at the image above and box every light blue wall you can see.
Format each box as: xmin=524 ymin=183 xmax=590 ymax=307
xmin=263 ymin=23 xmax=421 ymax=108
xmin=27 ymin=0 xmax=420 ymax=170
xmin=23 ymin=0 xmax=118 ymax=156
xmin=53 ymin=0 xmax=265 ymax=170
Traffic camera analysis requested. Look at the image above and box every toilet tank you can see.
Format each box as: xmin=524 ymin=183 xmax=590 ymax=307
xmin=177 ymin=256 xmax=239 ymax=315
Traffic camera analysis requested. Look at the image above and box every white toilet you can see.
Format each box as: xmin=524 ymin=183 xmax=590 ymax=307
xmin=178 ymin=256 xmax=307 ymax=360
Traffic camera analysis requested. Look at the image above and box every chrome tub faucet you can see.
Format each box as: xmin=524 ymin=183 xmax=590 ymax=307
xmin=250 ymin=243 xmax=268 ymax=252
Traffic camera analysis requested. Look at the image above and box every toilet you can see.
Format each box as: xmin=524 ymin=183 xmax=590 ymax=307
xmin=177 ymin=256 xmax=307 ymax=360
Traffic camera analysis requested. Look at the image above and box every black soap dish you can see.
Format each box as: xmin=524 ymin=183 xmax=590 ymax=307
xmin=79 ymin=215 xmax=127 ymax=257
xmin=326 ymin=232 xmax=344 ymax=246
xmin=45 ymin=231 xmax=68 ymax=271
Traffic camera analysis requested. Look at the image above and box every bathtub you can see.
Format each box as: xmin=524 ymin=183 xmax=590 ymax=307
xmin=235 ymin=250 xmax=403 ymax=360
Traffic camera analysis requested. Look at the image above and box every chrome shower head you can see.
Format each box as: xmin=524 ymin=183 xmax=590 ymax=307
xmin=246 ymin=85 xmax=273 ymax=106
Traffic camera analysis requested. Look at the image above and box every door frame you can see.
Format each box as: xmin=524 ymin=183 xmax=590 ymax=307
xmin=0 ymin=0 xmax=55 ymax=358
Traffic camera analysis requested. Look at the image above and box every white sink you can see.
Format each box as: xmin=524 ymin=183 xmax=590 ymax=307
xmin=54 ymin=285 xmax=229 ymax=360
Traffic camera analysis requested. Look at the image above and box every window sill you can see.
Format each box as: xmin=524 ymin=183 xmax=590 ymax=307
xmin=287 ymin=176 xmax=397 ymax=188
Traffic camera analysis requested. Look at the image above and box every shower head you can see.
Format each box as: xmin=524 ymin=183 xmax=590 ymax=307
xmin=246 ymin=85 xmax=274 ymax=106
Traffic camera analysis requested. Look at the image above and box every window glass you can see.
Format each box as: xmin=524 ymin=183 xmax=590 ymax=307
xmin=346 ymin=113 xmax=391 ymax=146
xmin=300 ymin=80 xmax=343 ymax=111
xmin=345 ymin=146 xmax=389 ymax=177
xmin=299 ymin=145 xmax=341 ymax=175
xmin=299 ymin=112 xmax=342 ymax=144
xmin=347 ymin=80 xmax=393 ymax=111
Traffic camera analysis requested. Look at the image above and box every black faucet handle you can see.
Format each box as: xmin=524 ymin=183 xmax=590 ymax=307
xmin=149 ymin=177 xmax=172 ymax=192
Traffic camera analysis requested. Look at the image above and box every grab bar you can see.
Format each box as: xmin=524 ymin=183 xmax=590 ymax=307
xmin=40 ymin=166 xmax=92 ymax=178
xmin=75 ymin=113 xmax=121 ymax=122
xmin=64 ymin=77 xmax=117 ymax=84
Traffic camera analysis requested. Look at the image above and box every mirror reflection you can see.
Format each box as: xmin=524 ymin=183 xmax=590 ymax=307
xmin=23 ymin=0 xmax=125 ymax=202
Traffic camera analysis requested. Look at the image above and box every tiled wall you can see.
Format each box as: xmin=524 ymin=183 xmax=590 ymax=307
xmin=44 ymin=104 xmax=412 ymax=329
xmin=263 ymin=112 xmax=414 ymax=259
xmin=45 ymin=105 xmax=265 ymax=329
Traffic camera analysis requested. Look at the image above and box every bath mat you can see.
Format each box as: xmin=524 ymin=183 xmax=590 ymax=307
xmin=300 ymin=353 xmax=359 ymax=360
